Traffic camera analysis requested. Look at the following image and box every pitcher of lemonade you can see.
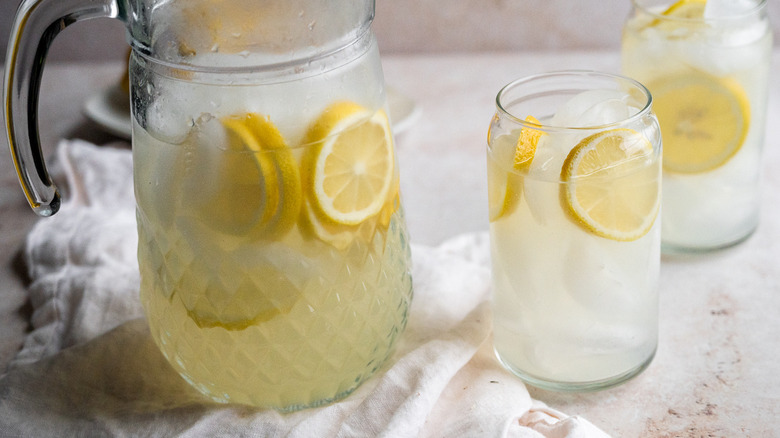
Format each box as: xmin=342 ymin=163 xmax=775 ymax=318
xmin=4 ymin=0 xmax=413 ymax=411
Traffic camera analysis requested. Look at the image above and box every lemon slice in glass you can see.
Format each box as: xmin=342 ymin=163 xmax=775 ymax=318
xmin=490 ymin=116 xmax=545 ymax=222
xmin=560 ymin=128 xmax=659 ymax=241
xmin=649 ymin=73 xmax=750 ymax=173
xmin=645 ymin=0 xmax=705 ymax=33
xmin=513 ymin=115 xmax=544 ymax=169
xmin=302 ymin=101 xmax=395 ymax=227
xmin=662 ymin=0 xmax=706 ymax=18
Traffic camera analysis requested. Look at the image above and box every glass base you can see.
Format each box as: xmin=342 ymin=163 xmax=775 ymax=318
xmin=661 ymin=224 xmax=757 ymax=255
xmin=495 ymin=347 xmax=656 ymax=392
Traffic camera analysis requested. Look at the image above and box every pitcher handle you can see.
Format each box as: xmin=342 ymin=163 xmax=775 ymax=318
xmin=3 ymin=0 xmax=122 ymax=216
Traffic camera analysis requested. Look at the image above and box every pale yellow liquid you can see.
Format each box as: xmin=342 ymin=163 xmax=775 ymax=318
xmin=622 ymin=5 xmax=773 ymax=250
xmin=134 ymin=116 xmax=412 ymax=410
xmin=487 ymin=131 xmax=660 ymax=389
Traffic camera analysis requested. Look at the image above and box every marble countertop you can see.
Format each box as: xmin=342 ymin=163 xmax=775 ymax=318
xmin=2 ymin=51 xmax=779 ymax=436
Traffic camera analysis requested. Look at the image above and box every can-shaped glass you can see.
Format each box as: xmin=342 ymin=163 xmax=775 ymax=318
xmin=487 ymin=71 xmax=662 ymax=391
xmin=622 ymin=0 xmax=773 ymax=252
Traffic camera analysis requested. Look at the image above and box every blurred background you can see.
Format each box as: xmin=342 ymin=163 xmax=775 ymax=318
xmin=3 ymin=0 xmax=778 ymax=62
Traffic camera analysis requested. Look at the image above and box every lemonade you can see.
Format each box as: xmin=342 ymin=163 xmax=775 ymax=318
xmin=131 ymin=23 xmax=412 ymax=410
xmin=487 ymin=72 xmax=661 ymax=390
xmin=622 ymin=0 xmax=773 ymax=251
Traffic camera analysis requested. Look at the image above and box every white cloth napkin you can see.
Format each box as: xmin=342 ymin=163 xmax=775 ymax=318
xmin=0 ymin=139 xmax=610 ymax=437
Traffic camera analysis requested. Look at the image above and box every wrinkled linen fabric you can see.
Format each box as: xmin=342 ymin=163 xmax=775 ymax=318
xmin=0 ymin=140 xmax=610 ymax=437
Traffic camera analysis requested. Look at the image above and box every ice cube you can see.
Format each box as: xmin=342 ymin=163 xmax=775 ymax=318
xmin=563 ymin=238 xmax=639 ymax=317
xmin=524 ymin=89 xmax=637 ymax=182
xmin=527 ymin=135 xmax=560 ymax=175
xmin=667 ymin=0 xmax=767 ymax=75
xmin=522 ymin=174 xmax=562 ymax=227
xmin=145 ymin=98 xmax=192 ymax=145
xmin=680 ymin=26 xmax=767 ymax=75
xmin=579 ymin=98 xmax=632 ymax=126
xmin=550 ymin=89 xmax=631 ymax=128
xmin=704 ymin=0 xmax=759 ymax=19
xmin=704 ymin=0 xmax=767 ymax=48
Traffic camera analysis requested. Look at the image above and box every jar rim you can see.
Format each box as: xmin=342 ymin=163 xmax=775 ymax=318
xmin=130 ymin=29 xmax=374 ymax=84
xmin=495 ymin=70 xmax=654 ymax=133
xmin=630 ymin=0 xmax=768 ymax=23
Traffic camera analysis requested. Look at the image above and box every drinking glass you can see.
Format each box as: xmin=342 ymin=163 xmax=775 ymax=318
xmin=622 ymin=0 xmax=773 ymax=252
xmin=487 ymin=71 xmax=661 ymax=391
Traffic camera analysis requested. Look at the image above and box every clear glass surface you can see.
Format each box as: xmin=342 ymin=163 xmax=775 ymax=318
xmin=5 ymin=0 xmax=413 ymax=411
xmin=130 ymin=7 xmax=413 ymax=410
xmin=622 ymin=0 xmax=773 ymax=252
xmin=487 ymin=71 xmax=661 ymax=391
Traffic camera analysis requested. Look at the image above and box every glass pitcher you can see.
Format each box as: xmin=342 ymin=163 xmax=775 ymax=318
xmin=4 ymin=0 xmax=413 ymax=411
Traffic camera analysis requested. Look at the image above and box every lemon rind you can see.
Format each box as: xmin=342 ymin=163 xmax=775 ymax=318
xmin=560 ymin=129 xmax=660 ymax=242
xmin=304 ymin=105 xmax=395 ymax=227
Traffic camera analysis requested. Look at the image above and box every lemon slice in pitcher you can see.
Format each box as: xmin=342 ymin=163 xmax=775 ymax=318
xmin=302 ymin=101 xmax=395 ymax=227
xmin=180 ymin=257 xmax=302 ymax=331
xmin=560 ymin=128 xmax=659 ymax=241
xmin=207 ymin=113 xmax=301 ymax=239
xmin=181 ymin=114 xmax=303 ymax=330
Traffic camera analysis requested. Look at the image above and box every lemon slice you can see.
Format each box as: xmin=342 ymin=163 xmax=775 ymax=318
xmin=301 ymin=175 xmax=401 ymax=250
xmin=662 ymin=0 xmax=706 ymax=18
xmin=649 ymin=73 xmax=749 ymax=173
xmin=181 ymin=259 xmax=301 ymax=331
xmin=560 ymin=129 xmax=659 ymax=241
xmin=303 ymin=101 xmax=395 ymax=226
xmin=514 ymin=115 xmax=544 ymax=169
xmin=198 ymin=113 xmax=301 ymax=239
xmin=487 ymin=155 xmax=511 ymax=222
xmin=377 ymin=178 xmax=401 ymax=232
xmin=181 ymin=114 xmax=303 ymax=330
xmin=171 ymin=229 xmax=307 ymax=330
xmin=490 ymin=116 xmax=545 ymax=222
xmin=298 ymin=200 xmax=358 ymax=250
xmin=645 ymin=0 xmax=705 ymax=33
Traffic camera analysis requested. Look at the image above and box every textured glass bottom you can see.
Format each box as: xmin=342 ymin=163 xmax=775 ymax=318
xmin=662 ymin=223 xmax=757 ymax=255
xmin=138 ymin=210 xmax=413 ymax=411
xmin=495 ymin=346 xmax=656 ymax=392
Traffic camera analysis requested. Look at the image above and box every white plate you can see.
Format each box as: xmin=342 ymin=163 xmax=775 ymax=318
xmin=83 ymin=86 xmax=132 ymax=139
xmin=84 ymin=85 xmax=420 ymax=140
xmin=386 ymin=86 xmax=421 ymax=136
